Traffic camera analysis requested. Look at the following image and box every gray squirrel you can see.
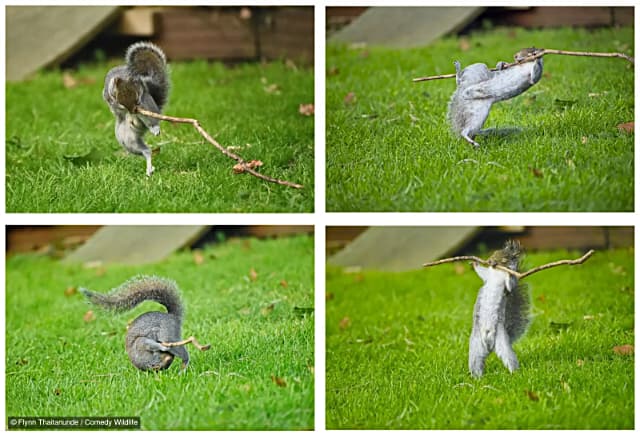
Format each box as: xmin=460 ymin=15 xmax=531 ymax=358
xmin=81 ymin=276 xmax=210 ymax=371
xmin=103 ymin=42 xmax=170 ymax=176
xmin=469 ymin=240 xmax=531 ymax=377
xmin=448 ymin=48 xmax=544 ymax=147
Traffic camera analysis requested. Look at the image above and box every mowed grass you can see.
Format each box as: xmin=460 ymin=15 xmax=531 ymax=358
xmin=326 ymin=27 xmax=633 ymax=211
xmin=6 ymin=235 xmax=314 ymax=430
xmin=7 ymin=59 xmax=313 ymax=212
xmin=326 ymin=248 xmax=634 ymax=429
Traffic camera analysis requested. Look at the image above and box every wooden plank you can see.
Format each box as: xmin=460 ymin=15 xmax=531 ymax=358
xmin=65 ymin=226 xmax=210 ymax=265
xmin=153 ymin=8 xmax=256 ymax=60
xmin=6 ymin=5 xmax=121 ymax=81
xmin=490 ymin=7 xmax=633 ymax=27
xmin=7 ymin=226 xmax=101 ymax=254
xmin=258 ymin=7 xmax=314 ymax=63
xmin=329 ymin=226 xmax=480 ymax=272
xmin=330 ymin=7 xmax=485 ymax=48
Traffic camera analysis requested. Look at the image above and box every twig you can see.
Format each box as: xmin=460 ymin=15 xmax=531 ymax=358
xmin=423 ymin=250 xmax=595 ymax=280
xmin=135 ymin=107 xmax=304 ymax=189
xmin=412 ymin=48 xmax=633 ymax=82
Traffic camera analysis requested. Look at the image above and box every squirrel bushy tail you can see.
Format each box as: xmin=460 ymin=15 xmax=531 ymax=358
xmin=80 ymin=275 xmax=183 ymax=321
xmin=125 ymin=41 xmax=169 ymax=110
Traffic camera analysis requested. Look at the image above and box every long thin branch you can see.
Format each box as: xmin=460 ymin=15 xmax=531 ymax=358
xmin=412 ymin=48 xmax=633 ymax=82
xmin=423 ymin=250 xmax=595 ymax=280
xmin=136 ymin=107 xmax=304 ymax=189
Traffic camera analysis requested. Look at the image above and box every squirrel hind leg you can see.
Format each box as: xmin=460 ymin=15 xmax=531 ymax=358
xmin=141 ymin=149 xmax=154 ymax=176
xmin=461 ymin=130 xmax=480 ymax=148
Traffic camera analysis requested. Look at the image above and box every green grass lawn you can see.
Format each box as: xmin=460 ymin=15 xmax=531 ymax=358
xmin=326 ymin=27 xmax=633 ymax=211
xmin=326 ymin=247 xmax=634 ymax=429
xmin=6 ymin=235 xmax=314 ymax=430
xmin=7 ymin=59 xmax=313 ymax=212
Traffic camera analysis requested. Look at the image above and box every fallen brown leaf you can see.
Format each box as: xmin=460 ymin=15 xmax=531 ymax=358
xmin=537 ymin=294 xmax=546 ymax=303
xmin=233 ymin=160 xmax=264 ymax=174
xmin=617 ymin=121 xmax=634 ymax=133
xmin=299 ymin=103 xmax=314 ymax=116
xmin=339 ymin=316 xmax=351 ymax=330
xmin=525 ymin=390 xmax=539 ymax=402
xmin=613 ymin=344 xmax=634 ymax=355
xmin=328 ymin=66 xmax=340 ymax=76
xmin=193 ymin=250 xmax=205 ymax=265
xmin=249 ymin=268 xmax=258 ymax=282
xmin=326 ymin=292 xmax=335 ymax=301
xmin=64 ymin=286 xmax=77 ymax=297
xmin=271 ymin=375 xmax=287 ymax=387
xmin=62 ymin=72 xmax=78 ymax=88
xmin=344 ymin=91 xmax=357 ymax=105
xmin=280 ymin=279 xmax=288 ymax=288
xmin=83 ymin=310 xmax=95 ymax=323
xmin=529 ymin=167 xmax=543 ymax=178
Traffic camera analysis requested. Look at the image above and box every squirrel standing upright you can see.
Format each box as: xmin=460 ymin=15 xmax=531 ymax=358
xmin=81 ymin=276 xmax=210 ymax=371
xmin=448 ymin=48 xmax=544 ymax=147
xmin=469 ymin=240 xmax=531 ymax=377
xmin=103 ymin=42 xmax=170 ymax=176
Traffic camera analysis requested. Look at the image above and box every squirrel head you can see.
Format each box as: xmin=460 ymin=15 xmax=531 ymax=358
xmin=112 ymin=77 xmax=142 ymax=112
xmin=488 ymin=240 xmax=523 ymax=271
xmin=513 ymin=47 xmax=543 ymax=63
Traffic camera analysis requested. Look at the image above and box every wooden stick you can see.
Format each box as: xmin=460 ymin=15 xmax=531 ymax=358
xmin=135 ymin=107 xmax=304 ymax=189
xmin=413 ymin=48 xmax=633 ymax=82
xmin=423 ymin=250 xmax=595 ymax=280
xmin=160 ymin=336 xmax=211 ymax=351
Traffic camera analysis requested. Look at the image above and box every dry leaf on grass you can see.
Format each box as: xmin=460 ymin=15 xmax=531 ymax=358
xmin=339 ymin=316 xmax=351 ymax=330
xmin=280 ymin=279 xmax=288 ymax=288
xmin=249 ymin=268 xmax=258 ymax=282
xmin=344 ymin=91 xmax=357 ymax=105
xmin=617 ymin=121 xmax=634 ymax=133
xmin=193 ymin=250 xmax=205 ymax=265
xmin=298 ymin=103 xmax=314 ymax=116
xmin=64 ymin=286 xmax=77 ymax=297
xmin=525 ymin=390 xmax=539 ymax=402
xmin=271 ymin=375 xmax=287 ymax=387
xmin=83 ymin=310 xmax=95 ymax=323
xmin=613 ymin=344 xmax=634 ymax=355
xmin=529 ymin=167 xmax=543 ymax=178
xmin=233 ymin=160 xmax=263 ymax=174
